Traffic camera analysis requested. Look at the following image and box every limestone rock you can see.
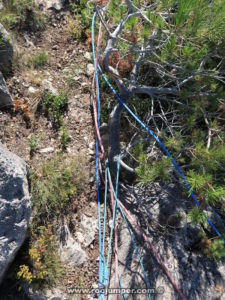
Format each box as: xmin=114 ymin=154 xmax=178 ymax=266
xmin=84 ymin=52 xmax=92 ymax=61
xmin=42 ymin=79 xmax=58 ymax=96
xmin=79 ymin=215 xmax=98 ymax=247
xmin=86 ymin=64 xmax=95 ymax=77
xmin=59 ymin=225 xmax=86 ymax=267
xmin=0 ymin=71 xmax=12 ymax=109
xmin=0 ymin=142 xmax=31 ymax=284
xmin=36 ymin=0 xmax=65 ymax=11
xmin=0 ymin=23 xmax=13 ymax=77
xmin=23 ymin=284 xmax=67 ymax=300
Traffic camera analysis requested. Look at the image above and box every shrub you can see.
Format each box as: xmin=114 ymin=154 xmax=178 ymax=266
xmin=28 ymin=51 xmax=48 ymax=69
xmin=197 ymin=230 xmax=225 ymax=260
xmin=94 ymin=0 xmax=225 ymax=258
xmin=42 ymin=91 xmax=68 ymax=125
xmin=29 ymin=133 xmax=39 ymax=156
xmin=17 ymin=225 xmax=63 ymax=287
xmin=30 ymin=154 xmax=88 ymax=223
xmin=60 ymin=123 xmax=70 ymax=150
xmin=67 ymin=0 xmax=93 ymax=40
xmin=137 ymin=153 xmax=172 ymax=184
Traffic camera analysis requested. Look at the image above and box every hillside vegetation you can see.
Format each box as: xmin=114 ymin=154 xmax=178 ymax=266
xmin=93 ymin=0 xmax=225 ymax=258
xmin=0 ymin=0 xmax=225 ymax=298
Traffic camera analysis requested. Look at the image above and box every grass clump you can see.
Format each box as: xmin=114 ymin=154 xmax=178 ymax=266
xmin=29 ymin=133 xmax=38 ymax=156
xmin=60 ymin=123 xmax=70 ymax=150
xmin=29 ymin=133 xmax=42 ymax=157
xmin=42 ymin=91 xmax=68 ymax=125
xmin=28 ymin=51 xmax=48 ymax=69
xmin=30 ymin=154 xmax=88 ymax=223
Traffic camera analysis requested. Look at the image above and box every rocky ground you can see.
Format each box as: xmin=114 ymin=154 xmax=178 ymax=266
xmin=0 ymin=6 xmax=110 ymax=300
xmin=108 ymin=183 xmax=225 ymax=300
xmin=0 ymin=2 xmax=225 ymax=300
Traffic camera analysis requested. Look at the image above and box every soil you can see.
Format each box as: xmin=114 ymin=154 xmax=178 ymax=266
xmin=0 ymin=10 xmax=112 ymax=300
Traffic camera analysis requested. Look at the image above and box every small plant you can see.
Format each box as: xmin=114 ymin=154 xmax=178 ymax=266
xmin=198 ymin=230 xmax=225 ymax=260
xmin=17 ymin=265 xmax=33 ymax=285
xmin=60 ymin=123 xmax=70 ymax=150
xmin=188 ymin=207 xmax=208 ymax=228
xmin=137 ymin=155 xmax=172 ymax=184
xmin=17 ymin=225 xmax=63 ymax=287
xmin=28 ymin=51 xmax=48 ymax=69
xmin=29 ymin=133 xmax=39 ymax=156
xmin=30 ymin=154 xmax=88 ymax=223
xmin=67 ymin=0 xmax=93 ymax=40
xmin=64 ymin=66 xmax=83 ymax=88
xmin=66 ymin=16 xmax=83 ymax=40
xmin=42 ymin=91 xmax=68 ymax=125
xmin=0 ymin=30 xmax=4 ymax=46
xmin=204 ymin=238 xmax=225 ymax=260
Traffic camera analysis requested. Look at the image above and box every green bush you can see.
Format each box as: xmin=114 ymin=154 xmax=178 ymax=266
xmin=68 ymin=0 xmax=93 ymax=39
xmin=137 ymin=153 xmax=172 ymax=184
xmin=30 ymin=154 xmax=88 ymax=223
xmin=42 ymin=91 xmax=68 ymax=125
xmin=197 ymin=229 xmax=225 ymax=260
xmin=60 ymin=123 xmax=70 ymax=150
xmin=29 ymin=133 xmax=39 ymax=156
xmin=17 ymin=225 xmax=63 ymax=287
xmin=28 ymin=51 xmax=48 ymax=69
xmin=99 ymin=0 xmax=225 ymax=257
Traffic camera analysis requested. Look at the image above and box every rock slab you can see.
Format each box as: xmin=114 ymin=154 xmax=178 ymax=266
xmin=0 ymin=23 xmax=13 ymax=77
xmin=0 ymin=71 xmax=12 ymax=109
xmin=59 ymin=225 xmax=86 ymax=267
xmin=0 ymin=142 xmax=31 ymax=284
xmin=35 ymin=0 xmax=65 ymax=11
xmin=79 ymin=215 xmax=98 ymax=247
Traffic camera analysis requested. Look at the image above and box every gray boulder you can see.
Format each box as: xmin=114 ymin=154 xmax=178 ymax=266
xmin=79 ymin=215 xmax=98 ymax=247
xmin=35 ymin=0 xmax=65 ymax=11
xmin=0 ymin=71 xmax=12 ymax=109
xmin=23 ymin=284 xmax=67 ymax=300
xmin=59 ymin=225 xmax=87 ymax=267
xmin=0 ymin=142 xmax=31 ymax=284
xmin=0 ymin=23 xmax=13 ymax=77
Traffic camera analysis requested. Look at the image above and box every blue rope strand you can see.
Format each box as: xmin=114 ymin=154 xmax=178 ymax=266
xmin=118 ymin=270 xmax=127 ymax=300
xmin=92 ymin=12 xmax=103 ymax=291
xmin=108 ymin=169 xmax=152 ymax=300
xmin=102 ymin=160 xmax=109 ymax=286
xmin=106 ymin=183 xmax=118 ymax=270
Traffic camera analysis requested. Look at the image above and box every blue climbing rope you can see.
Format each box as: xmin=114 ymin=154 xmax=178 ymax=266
xmin=92 ymin=12 xmax=103 ymax=292
xmin=107 ymin=168 xmax=152 ymax=300
xmin=102 ymin=160 xmax=109 ymax=286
